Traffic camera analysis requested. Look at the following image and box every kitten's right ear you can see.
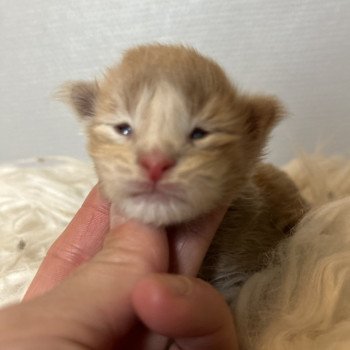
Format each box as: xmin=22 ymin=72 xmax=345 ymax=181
xmin=57 ymin=81 xmax=99 ymax=120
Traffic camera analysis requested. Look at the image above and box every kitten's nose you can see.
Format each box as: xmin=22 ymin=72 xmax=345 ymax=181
xmin=138 ymin=151 xmax=176 ymax=182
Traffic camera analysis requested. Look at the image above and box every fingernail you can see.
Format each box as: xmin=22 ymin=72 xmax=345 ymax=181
xmin=165 ymin=275 xmax=192 ymax=296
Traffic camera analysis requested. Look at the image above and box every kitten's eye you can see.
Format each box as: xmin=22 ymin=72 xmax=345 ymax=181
xmin=190 ymin=127 xmax=209 ymax=140
xmin=114 ymin=123 xmax=133 ymax=136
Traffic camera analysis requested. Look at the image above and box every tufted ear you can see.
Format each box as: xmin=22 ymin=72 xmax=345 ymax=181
xmin=57 ymin=81 xmax=99 ymax=120
xmin=242 ymin=94 xmax=284 ymax=142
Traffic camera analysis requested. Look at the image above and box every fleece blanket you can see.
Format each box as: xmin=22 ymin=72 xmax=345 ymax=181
xmin=1 ymin=154 xmax=350 ymax=349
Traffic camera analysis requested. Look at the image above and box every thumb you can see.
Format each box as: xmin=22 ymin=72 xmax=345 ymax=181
xmin=132 ymin=274 xmax=239 ymax=350
xmin=8 ymin=222 xmax=170 ymax=349
xmin=49 ymin=221 xmax=169 ymax=339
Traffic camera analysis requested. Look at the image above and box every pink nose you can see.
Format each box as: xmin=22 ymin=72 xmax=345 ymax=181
xmin=138 ymin=151 xmax=176 ymax=182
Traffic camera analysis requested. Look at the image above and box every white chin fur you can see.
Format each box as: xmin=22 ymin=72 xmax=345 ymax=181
xmin=116 ymin=195 xmax=200 ymax=226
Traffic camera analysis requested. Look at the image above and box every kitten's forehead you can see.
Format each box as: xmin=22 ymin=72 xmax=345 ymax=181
xmin=101 ymin=44 xmax=237 ymax=115
xmin=133 ymin=82 xmax=189 ymax=152
xmin=135 ymin=81 xmax=188 ymax=124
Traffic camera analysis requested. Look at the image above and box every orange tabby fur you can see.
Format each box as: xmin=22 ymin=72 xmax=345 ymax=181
xmin=61 ymin=44 xmax=307 ymax=303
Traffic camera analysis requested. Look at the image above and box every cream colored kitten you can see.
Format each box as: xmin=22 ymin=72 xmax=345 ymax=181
xmin=62 ymin=44 xmax=307 ymax=303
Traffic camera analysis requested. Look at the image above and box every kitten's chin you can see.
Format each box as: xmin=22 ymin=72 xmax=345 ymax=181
xmin=118 ymin=195 xmax=200 ymax=226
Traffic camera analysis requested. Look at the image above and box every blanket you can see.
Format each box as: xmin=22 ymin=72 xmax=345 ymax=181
xmin=1 ymin=154 xmax=349 ymax=349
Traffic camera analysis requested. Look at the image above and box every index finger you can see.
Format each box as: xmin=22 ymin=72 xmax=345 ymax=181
xmin=168 ymin=203 xmax=230 ymax=276
xmin=24 ymin=185 xmax=110 ymax=300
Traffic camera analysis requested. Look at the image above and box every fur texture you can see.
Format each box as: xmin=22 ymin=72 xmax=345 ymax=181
xmin=1 ymin=154 xmax=350 ymax=350
xmin=0 ymin=157 xmax=96 ymax=306
xmin=62 ymin=44 xmax=307 ymax=303
xmin=285 ymin=153 xmax=350 ymax=207
xmin=237 ymin=197 xmax=350 ymax=350
xmin=62 ymin=44 xmax=284 ymax=226
xmin=200 ymin=163 xmax=306 ymax=303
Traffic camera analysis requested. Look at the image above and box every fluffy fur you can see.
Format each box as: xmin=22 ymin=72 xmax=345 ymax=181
xmin=0 ymin=157 xmax=96 ymax=306
xmin=284 ymin=153 xmax=350 ymax=207
xmin=62 ymin=44 xmax=307 ymax=302
xmin=62 ymin=44 xmax=284 ymax=226
xmin=237 ymin=197 xmax=350 ymax=350
xmin=200 ymin=163 xmax=306 ymax=303
xmin=1 ymin=154 xmax=350 ymax=350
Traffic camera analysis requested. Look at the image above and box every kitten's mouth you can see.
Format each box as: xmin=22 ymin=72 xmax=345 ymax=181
xmin=128 ymin=181 xmax=185 ymax=203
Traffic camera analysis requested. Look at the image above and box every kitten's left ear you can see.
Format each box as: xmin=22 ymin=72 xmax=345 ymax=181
xmin=57 ymin=81 xmax=99 ymax=120
xmin=243 ymin=95 xmax=284 ymax=142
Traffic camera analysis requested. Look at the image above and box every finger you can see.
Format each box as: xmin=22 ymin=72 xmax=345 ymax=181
xmin=55 ymin=221 xmax=168 ymax=345
xmin=168 ymin=204 xmax=230 ymax=275
xmin=132 ymin=274 xmax=238 ymax=350
xmin=24 ymin=185 xmax=110 ymax=300
xmin=3 ymin=222 xmax=170 ymax=349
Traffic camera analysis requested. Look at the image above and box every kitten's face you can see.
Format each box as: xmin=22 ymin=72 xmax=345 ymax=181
xmin=63 ymin=45 xmax=282 ymax=225
xmin=89 ymin=83 xmax=249 ymax=225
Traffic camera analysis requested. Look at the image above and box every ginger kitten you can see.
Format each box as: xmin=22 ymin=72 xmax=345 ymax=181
xmin=61 ymin=44 xmax=307 ymax=304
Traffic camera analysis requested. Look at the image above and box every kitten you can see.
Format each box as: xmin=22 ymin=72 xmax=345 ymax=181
xmin=61 ymin=44 xmax=307 ymax=304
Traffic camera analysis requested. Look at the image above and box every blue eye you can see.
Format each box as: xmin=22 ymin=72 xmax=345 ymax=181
xmin=114 ymin=123 xmax=132 ymax=136
xmin=190 ymin=127 xmax=209 ymax=140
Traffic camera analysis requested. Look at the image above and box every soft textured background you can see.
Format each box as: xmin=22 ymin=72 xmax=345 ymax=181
xmin=0 ymin=0 xmax=349 ymax=164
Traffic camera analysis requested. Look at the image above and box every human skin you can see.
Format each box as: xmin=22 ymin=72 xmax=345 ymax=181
xmin=0 ymin=187 xmax=238 ymax=349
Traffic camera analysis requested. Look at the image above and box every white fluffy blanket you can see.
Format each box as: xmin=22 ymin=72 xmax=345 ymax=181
xmin=1 ymin=154 xmax=350 ymax=349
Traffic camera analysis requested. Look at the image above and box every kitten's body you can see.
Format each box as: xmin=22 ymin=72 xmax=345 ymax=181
xmin=200 ymin=163 xmax=306 ymax=304
xmin=62 ymin=44 xmax=307 ymax=304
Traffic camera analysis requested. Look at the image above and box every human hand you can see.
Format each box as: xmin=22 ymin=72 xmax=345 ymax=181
xmin=0 ymin=187 xmax=238 ymax=349
xmin=24 ymin=186 xmax=230 ymax=298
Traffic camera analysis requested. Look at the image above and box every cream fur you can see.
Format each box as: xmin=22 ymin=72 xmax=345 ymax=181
xmin=0 ymin=157 xmax=96 ymax=306
xmin=237 ymin=197 xmax=350 ymax=350
xmin=1 ymin=153 xmax=350 ymax=350
xmin=93 ymin=82 xmax=209 ymax=226
xmin=62 ymin=44 xmax=283 ymax=226
xmin=284 ymin=153 xmax=350 ymax=206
